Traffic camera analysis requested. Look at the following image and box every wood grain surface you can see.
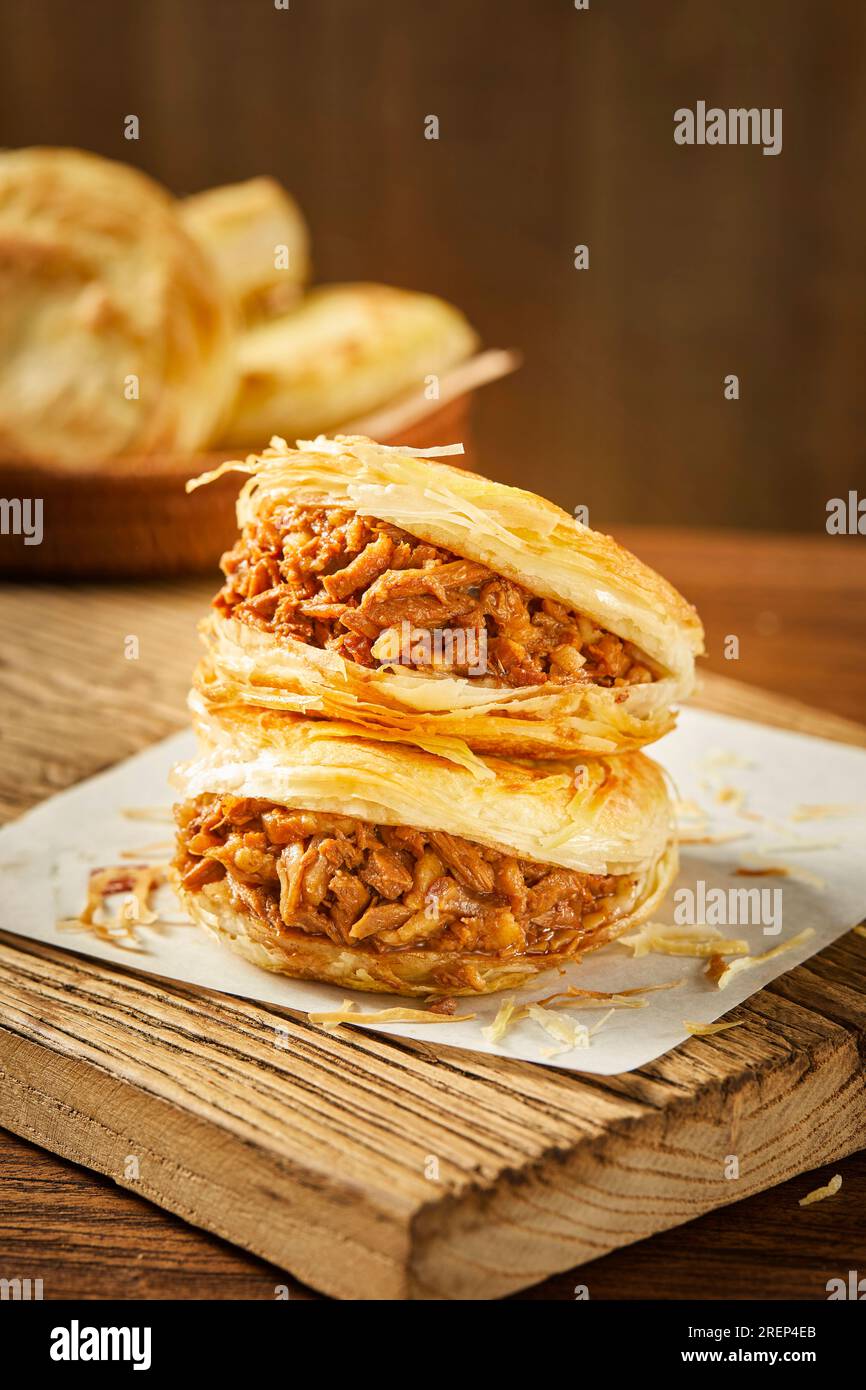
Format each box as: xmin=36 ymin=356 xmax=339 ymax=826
xmin=0 ymin=528 xmax=864 ymax=1299
xmin=1 ymin=924 xmax=864 ymax=1301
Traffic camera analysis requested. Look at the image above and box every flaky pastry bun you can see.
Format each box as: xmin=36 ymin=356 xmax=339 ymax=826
xmin=0 ymin=147 xmax=235 ymax=469
xmin=193 ymin=435 xmax=704 ymax=757
xmin=172 ymin=702 xmax=677 ymax=997
xmin=217 ymin=284 xmax=478 ymax=447
xmin=180 ymin=176 xmax=310 ymax=322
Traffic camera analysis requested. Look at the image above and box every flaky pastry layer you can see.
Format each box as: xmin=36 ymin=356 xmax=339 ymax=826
xmin=176 ymin=699 xmax=674 ymax=877
xmin=192 ymin=436 xmax=703 ymax=756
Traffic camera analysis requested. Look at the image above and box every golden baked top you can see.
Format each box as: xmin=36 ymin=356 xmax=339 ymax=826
xmin=176 ymin=696 xmax=674 ymax=877
xmin=198 ymin=434 xmax=705 ymax=684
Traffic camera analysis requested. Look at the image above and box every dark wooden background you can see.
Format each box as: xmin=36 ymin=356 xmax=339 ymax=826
xmin=1 ymin=0 xmax=865 ymax=528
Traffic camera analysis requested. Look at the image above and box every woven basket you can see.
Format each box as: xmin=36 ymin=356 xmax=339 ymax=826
xmin=0 ymin=352 xmax=515 ymax=580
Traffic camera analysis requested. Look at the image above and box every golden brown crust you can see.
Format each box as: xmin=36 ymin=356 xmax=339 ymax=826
xmin=173 ymin=687 xmax=678 ymax=999
xmin=195 ymin=613 xmax=678 ymax=758
xmin=176 ymin=698 xmax=675 ymax=877
xmin=0 ymin=147 xmax=235 ymax=469
xmin=237 ymin=436 xmax=703 ymax=670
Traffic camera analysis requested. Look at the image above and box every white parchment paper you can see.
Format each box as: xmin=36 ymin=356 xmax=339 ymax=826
xmin=1 ymin=706 xmax=864 ymax=1074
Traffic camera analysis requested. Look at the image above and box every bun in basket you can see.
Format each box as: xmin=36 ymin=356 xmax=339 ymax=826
xmin=0 ymin=147 xmax=235 ymax=469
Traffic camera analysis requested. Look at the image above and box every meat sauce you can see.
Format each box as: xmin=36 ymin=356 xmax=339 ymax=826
xmin=175 ymin=794 xmax=638 ymax=959
xmin=214 ymin=506 xmax=659 ymax=688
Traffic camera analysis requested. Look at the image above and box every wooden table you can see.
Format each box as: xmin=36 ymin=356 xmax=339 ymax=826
xmin=1 ymin=526 xmax=864 ymax=1299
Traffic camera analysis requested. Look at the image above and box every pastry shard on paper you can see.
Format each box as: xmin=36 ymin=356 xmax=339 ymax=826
xmin=171 ymin=701 xmax=677 ymax=997
xmin=192 ymin=434 xmax=704 ymax=756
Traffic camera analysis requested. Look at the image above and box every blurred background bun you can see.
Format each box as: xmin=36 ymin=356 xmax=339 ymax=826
xmin=220 ymin=281 xmax=479 ymax=446
xmin=0 ymin=146 xmax=502 ymax=577
xmin=180 ymin=175 xmax=311 ymax=322
xmin=0 ymin=147 xmax=235 ymax=470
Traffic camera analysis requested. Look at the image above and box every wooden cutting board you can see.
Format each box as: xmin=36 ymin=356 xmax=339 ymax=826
xmin=0 ymin=578 xmax=864 ymax=1299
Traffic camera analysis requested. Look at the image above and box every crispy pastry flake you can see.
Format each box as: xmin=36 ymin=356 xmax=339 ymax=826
xmin=309 ymin=1002 xmax=475 ymax=1029
xmin=705 ymin=928 xmax=815 ymax=989
xmin=683 ymin=1019 xmax=745 ymax=1036
xmin=798 ymin=1174 xmax=842 ymax=1207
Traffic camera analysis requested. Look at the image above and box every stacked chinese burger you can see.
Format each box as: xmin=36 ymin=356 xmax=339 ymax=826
xmin=172 ymin=436 xmax=704 ymax=996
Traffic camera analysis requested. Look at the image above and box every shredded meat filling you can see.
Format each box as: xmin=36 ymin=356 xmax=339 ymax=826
xmin=214 ymin=505 xmax=659 ymax=688
xmin=175 ymin=795 xmax=640 ymax=959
